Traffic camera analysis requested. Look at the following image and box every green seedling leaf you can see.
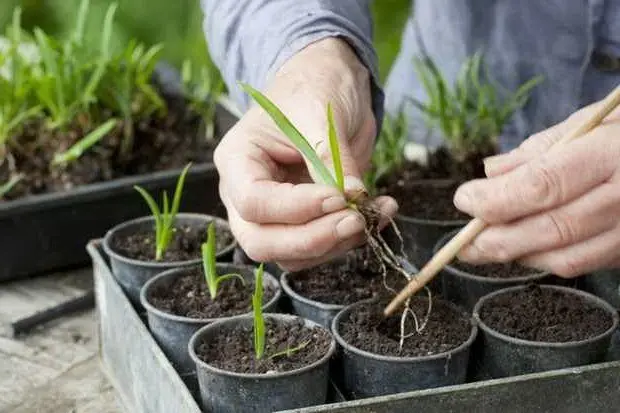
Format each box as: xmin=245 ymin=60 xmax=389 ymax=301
xmin=327 ymin=103 xmax=344 ymax=193
xmin=134 ymin=163 xmax=192 ymax=260
xmin=239 ymin=82 xmax=338 ymax=189
xmin=52 ymin=119 xmax=117 ymax=165
xmin=253 ymin=263 xmax=265 ymax=360
xmin=268 ymin=340 xmax=310 ymax=360
xmin=0 ymin=174 xmax=23 ymax=198
xmin=201 ymin=222 xmax=245 ymax=299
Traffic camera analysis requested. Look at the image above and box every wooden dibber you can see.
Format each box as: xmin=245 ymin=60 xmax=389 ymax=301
xmin=384 ymin=84 xmax=620 ymax=317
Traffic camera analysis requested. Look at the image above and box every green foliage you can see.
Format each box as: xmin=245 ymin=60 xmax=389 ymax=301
xmin=201 ymin=222 xmax=245 ymax=300
xmin=363 ymin=110 xmax=409 ymax=193
xmin=240 ymin=83 xmax=345 ymax=194
xmin=52 ymin=118 xmax=117 ymax=165
xmin=0 ymin=173 xmax=23 ymax=199
xmin=181 ymin=59 xmax=224 ymax=141
xmin=409 ymin=51 xmax=543 ymax=158
xmin=252 ymin=263 xmax=265 ymax=360
xmin=133 ymin=162 xmax=191 ymax=261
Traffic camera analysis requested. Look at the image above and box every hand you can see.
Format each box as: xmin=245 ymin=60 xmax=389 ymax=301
xmin=214 ymin=38 xmax=398 ymax=271
xmin=453 ymin=100 xmax=620 ymax=277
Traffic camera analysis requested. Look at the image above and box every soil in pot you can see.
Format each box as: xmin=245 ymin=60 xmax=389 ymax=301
xmin=195 ymin=318 xmax=332 ymax=374
xmin=339 ymin=298 xmax=471 ymax=357
xmin=479 ymin=284 xmax=614 ymax=342
xmin=288 ymin=246 xmax=408 ymax=306
xmin=375 ymin=146 xmax=493 ymax=221
xmin=148 ymin=268 xmax=276 ymax=319
xmin=109 ymin=220 xmax=234 ymax=263
xmin=450 ymin=260 xmax=536 ymax=279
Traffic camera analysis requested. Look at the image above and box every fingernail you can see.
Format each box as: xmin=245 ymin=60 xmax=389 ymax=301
xmin=336 ymin=214 xmax=365 ymax=240
xmin=322 ymin=195 xmax=347 ymax=214
xmin=374 ymin=197 xmax=399 ymax=217
xmin=453 ymin=185 xmax=473 ymax=212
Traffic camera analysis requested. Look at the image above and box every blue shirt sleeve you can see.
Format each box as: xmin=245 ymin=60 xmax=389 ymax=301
xmin=200 ymin=0 xmax=384 ymax=126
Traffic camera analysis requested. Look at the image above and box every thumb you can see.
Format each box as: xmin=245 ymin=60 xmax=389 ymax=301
xmin=484 ymin=100 xmax=611 ymax=177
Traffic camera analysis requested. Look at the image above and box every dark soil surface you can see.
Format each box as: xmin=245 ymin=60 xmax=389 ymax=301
xmin=149 ymin=268 xmax=275 ymax=319
xmin=339 ymin=298 xmax=472 ymax=357
xmin=196 ymin=318 xmax=332 ymax=374
xmin=287 ymin=245 xmax=409 ymax=306
xmin=111 ymin=221 xmax=234 ymax=262
xmin=1 ymin=92 xmax=220 ymax=201
xmin=479 ymin=284 xmax=614 ymax=342
xmin=376 ymin=146 xmax=495 ymax=220
xmin=451 ymin=260 xmax=541 ymax=279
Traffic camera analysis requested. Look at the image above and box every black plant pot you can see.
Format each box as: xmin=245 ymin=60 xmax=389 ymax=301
xmin=280 ymin=271 xmax=345 ymax=329
xmin=434 ymin=229 xmax=554 ymax=311
xmin=472 ymin=285 xmax=619 ymax=379
xmin=331 ymin=298 xmax=477 ymax=399
xmin=103 ymin=213 xmax=236 ymax=308
xmin=141 ymin=263 xmax=281 ymax=376
xmin=188 ymin=314 xmax=336 ymax=413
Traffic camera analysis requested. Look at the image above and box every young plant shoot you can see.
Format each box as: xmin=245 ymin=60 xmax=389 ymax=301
xmin=240 ymin=83 xmax=425 ymax=350
xmin=201 ymin=221 xmax=245 ymax=300
xmin=252 ymin=262 xmax=309 ymax=360
xmin=134 ymin=162 xmax=191 ymax=261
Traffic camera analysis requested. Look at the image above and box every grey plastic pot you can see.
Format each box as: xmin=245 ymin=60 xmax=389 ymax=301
xmin=472 ymin=285 xmax=620 ymax=379
xmin=188 ymin=313 xmax=336 ymax=413
xmin=103 ymin=213 xmax=236 ymax=309
xmin=280 ymin=271 xmax=345 ymax=329
xmin=434 ymin=228 xmax=553 ymax=311
xmin=141 ymin=263 xmax=281 ymax=375
xmin=386 ymin=180 xmax=469 ymax=269
xmin=331 ymin=298 xmax=478 ymax=399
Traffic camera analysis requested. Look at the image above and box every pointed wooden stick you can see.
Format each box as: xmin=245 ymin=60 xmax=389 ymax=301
xmin=384 ymin=84 xmax=620 ymax=317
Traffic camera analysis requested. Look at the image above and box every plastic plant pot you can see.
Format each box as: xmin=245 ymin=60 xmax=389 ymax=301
xmin=331 ymin=298 xmax=478 ymax=399
xmin=188 ymin=313 xmax=336 ymax=413
xmin=434 ymin=228 xmax=554 ymax=311
xmin=472 ymin=285 xmax=620 ymax=379
xmin=103 ymin=213 xmax=236 ymax=308
xmin=141 ymin=263 xmax=281 ymax=375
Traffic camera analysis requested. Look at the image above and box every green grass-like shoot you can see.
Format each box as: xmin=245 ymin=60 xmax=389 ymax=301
xmin=326 ymin=103 xmax=345 ymax=193
xmin=239 ymin=82 xmax=340 ymax=191
xmin=201 ymin=221 xmax=245 ymax=300
xmin=134 ymin=162 xmax=191 ymax=261
xmin=252 ymin=263 xmax=265 ymax=360
xmin=268 ymin=340 xmax=310 ymax=360
xmin=52 ymin=118 xmax=117 ymax=165
xmin=181 ymin=59 xmax=224 ymax=141
xmin=0 ymin=174 xmax=23 ymax=199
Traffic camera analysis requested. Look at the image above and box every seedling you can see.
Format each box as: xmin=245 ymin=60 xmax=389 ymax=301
xmin=134 ymin=162 xmax=191 ymax=261
xmin=201 ymin=221 xmax=245 ymax=300
xmin=240 ymin=83 xmax=424 ymax=350
xmin=0 ymin=174 xmax=23 ymax=199
xmin=252 ymin=263 xmax=310 ymax=360
xmin=180 ymin=59 xmax=224 ymax=141
xmin=52 ymin=118 xmax=117 ymax=166
xmin=408 ymin=50 xmax=542 ymax=159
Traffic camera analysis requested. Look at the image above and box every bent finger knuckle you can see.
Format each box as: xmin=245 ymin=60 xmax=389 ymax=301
xmin=520 ymin=161 xmax=563 ymax=207
xmin=542 ymin=211 xmax=578 ymax=246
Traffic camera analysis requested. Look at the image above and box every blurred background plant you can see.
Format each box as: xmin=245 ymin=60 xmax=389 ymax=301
xmin=0 ymin=0 xmax=410 ymax=87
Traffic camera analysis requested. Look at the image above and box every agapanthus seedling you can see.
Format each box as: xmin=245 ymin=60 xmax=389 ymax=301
xmin=134 ymin=162 xmax=191 ymax=261
xmin=52 ymin=118 xmax=117 ymax=165
xmin=252 ymin=263 xmax=266 ymax=360
xmin=201 ymin=221 xmax=245 ymax=300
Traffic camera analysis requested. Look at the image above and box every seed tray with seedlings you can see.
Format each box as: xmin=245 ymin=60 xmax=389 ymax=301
xmin=0 ymin=0 xmax=238 ymax=281
xmin=89 ymin=74 xmax=620 ymax=412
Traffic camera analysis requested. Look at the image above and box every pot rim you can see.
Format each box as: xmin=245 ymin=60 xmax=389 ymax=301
xmin=102 ymin=213 xmax=237 ymax=268
xmin=473 ymin=284 xmax=620 ymax=348
xmin=331 ymin=298 xmax=478 ymax=363
xmin=434 ymin=228 xmax=551 ymax=283
xmin=188 ymin=313 xmax=337 ymax=379
xmin=280 ymin=271 xmax=346 ymax=312
xmin=140 ymin=263 xmax=282 ymax=324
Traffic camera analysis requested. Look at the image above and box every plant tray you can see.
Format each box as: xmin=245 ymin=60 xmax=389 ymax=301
xmin=0 ymin=103 xmax=236 ymax=283
xmin=88 ymin=239 xmax=620 ymax=413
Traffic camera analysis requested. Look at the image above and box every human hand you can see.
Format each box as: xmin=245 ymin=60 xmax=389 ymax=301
xmin=453 ymin=100 xmax=620 ymax=277
xmin=214 ymin=38 xmax=398 ymax=271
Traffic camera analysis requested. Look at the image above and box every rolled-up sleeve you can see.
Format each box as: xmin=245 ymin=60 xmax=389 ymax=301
xmin=200 ymin=0 xmax=384 ymax=123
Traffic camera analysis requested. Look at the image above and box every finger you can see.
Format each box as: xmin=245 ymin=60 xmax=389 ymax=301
xmin=518 ymin=226 xmax=620 ymax=278
xmin=215 ymin=136 xmax=347 ymax=225
xmin=453 ymin=125 xmax=619 ymax=224
xmin=457 ymin=180 xmax=620 ymax=263
xmin=484 ymin=99 xmax=616 ymax=177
